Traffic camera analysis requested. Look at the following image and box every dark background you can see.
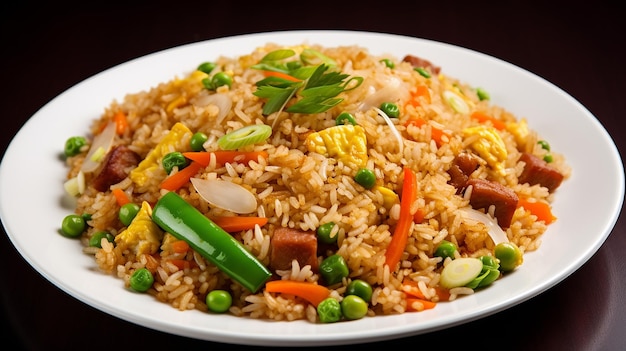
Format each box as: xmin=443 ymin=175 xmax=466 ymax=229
xmin=1 ymin=1 xmax=625 ymax=350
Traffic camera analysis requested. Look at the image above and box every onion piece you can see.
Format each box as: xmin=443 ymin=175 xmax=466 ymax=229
xmin=80 ymin=122 xmax=117 ymax=173
xmin=357 ymin=76 xmax=408 ymax=112
xmin=190 ymin=177 xmax=257 ymax=214
xmin=373 ymin=107 xmax=404 ymax=155
xmin=194 ymin=92 xmax=232 ymax=124
xmin=457 ymin=207 xmax=509 ymax=245
xmin=442 ymin=90 xmax=470 ymax=114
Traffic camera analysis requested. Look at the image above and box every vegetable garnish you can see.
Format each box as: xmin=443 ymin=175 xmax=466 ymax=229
xmin=265 ymin=280 xmax=331 ymax=307
xmin=440 ymin=257 xmax=483 ymax=289
xmin=152 ymin=192 xmax=271 ymax=293
xmin=457 ymin=207 xmax=509 ymax=245
xmin=212 ymin=216 xmax=269 ymax=232
xmin=190 ymin=177 xmax=257 ymax=214
xmin=81 ymin=122 xmax=117 ymax=173
xmin=159 ymin=161 xmax=203 ymax=191
xmin=217 ymin=124 xmax=272 ymax=150
xmin=112 ymin=188 xmax=131 ymax=206
xmin=183 ymin=150 xmax=269 ymax=167
xmin=252 ymin=49 xmax=363 ymax=116
xmin=517 ymin=197 xmax=556 ymax=224
xmin=385 ymin=167 xmax=418 ymax=270
xmin=374 ymin=107 xmax=404 ymax=155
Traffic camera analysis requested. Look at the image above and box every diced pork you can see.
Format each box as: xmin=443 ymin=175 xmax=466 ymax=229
xmin=466 ymin=178 xmax=519 ymax=228
xmin=270 ymin=227 xmax=319 ymax=272
xmin=91 ymin=145 xmax=142 ymax=192
xmin=518 ymin=152 xmax=564 ymax=192
xmin=448 ymin=153 xmax=480 ymax=193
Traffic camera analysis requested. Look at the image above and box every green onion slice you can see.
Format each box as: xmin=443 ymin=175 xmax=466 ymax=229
xmin=217 ymin=124 xmax=272 ymax=150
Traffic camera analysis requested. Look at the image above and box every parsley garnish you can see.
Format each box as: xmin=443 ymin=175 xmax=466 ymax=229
xmin=251 ymin=49 xmax=363 ymax=116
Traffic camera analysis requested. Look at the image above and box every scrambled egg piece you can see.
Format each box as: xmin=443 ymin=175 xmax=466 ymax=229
xmin=374 ymin=185 xmax=399 ymax=210
xmin=129 ymin=122 xmax=192 ymax=187
xmin=463 ymin=125 xmax=507 ymax=174
xmin=115 ymin=201 xmax=164 ymax=255
xmin=506 ymin=118 xmax=530 ymax=150
xmin=304 ymin=125 xmax=368 ymax=169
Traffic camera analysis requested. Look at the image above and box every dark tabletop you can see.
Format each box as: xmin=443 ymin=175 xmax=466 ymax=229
xmin=1 ymin=1 xmax=625 ymax=350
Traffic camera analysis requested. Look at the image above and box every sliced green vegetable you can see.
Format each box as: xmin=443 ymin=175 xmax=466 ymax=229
xmin=476 ymin=87 xmax=490 ymax=101
xmin=336 ymin=112 xmax=357 ymax=126
xmin=152 ymin=192 xmax=271 ymax=292
xmin=380 ymin=102 xmax=399 ymax=118
xmin=414 ymin=67 xmax=431 ymax=78
xmin=466 ymin=255 xmax=500 ymax=289
xmin=197 ymin=62 xmax=217 ymax=74
xmin=217 ymin=124 xmax=272 ymax=150
xmin=439 ymin=257 xmax=483 ymax=289
xmin=380 ymin=58 xmax=395 ymax=69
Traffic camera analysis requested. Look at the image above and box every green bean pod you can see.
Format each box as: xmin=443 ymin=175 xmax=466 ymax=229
xmin=152 ymin=192 xmax=271 ymax=292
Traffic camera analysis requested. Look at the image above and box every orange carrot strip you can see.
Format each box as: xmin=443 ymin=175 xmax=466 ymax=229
xmin=406 ymin=297 xmax=437 ymax=311
xmin=471 ymin=111 xmax=506 ymax=130
xmin=406 ymin=84 xmax=431 ymax=108
xmin=212 ymin=216 xmax=269 ymax=232
xmin=170 ymin=240 xmax=190 ymax=254
xmin=113 ymin=111 xmax=129 ymax=135
xmin=401 ymin=278 xmax=450 ymax=302
xmin=159 ymin=161 xmax=203 ymax=191
xmin=261 ymin=70 xmax=302 ymax=82
xmin=265 ymin=280 xmax=331 ymax=307
xmin=112 ymin=188 xmax=131 ymax=206
xmin=413 ymin=208 xmax=425 ymax=224
xmin=404 ymin=118 xmax=448 ymax=146
xmin=385 ymin=167 xmax=418 ymax=270
xmin=168 ymin=259 xmax=194 ymax=270
xmin=182 ymin=151 xmax=269 ymax=167
xmin=517 ymin=197 xmax=556 ymax=224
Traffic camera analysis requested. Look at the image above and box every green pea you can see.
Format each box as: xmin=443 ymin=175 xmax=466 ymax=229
xmin=211 ymin=72 xmax=233 ymax=89
xmin=64 ymin=136 xmax=87 ymax=157
xmin=162 ymin=152 xmax=188 ymax=175
xmin=379 ymin=58 xmax=395 ymax=69
xmin=336 ymin=112 xmax=357 ymax=126
xmin=380 ymin=102 xmax=399 ymax=118
xmin=317 ymin=297 xmax=342 ymax=323
xmin=61 ymin=214 xmax=86 ymax=238
xmin=476 ymin=87 xmax=490 ymax=101
xmin=537 ymin=140 xmax=551 ymax=151
xmin=319 ymin=254 xmax=349 ymax=286
xmin=434 ymin=240 xmax=457 ymax=260
xmin=206 ymin=289 xmax=233 ymax=313
xmin=129 ymin=268 xmax=154 ymax=292
xmin=494 ymin=242 xmax=523 ymax=272
xmin=354 ymin=168 xmax=376 ymax=189
xmin=317 ymin=222 xmax=338 ymax=244
xmin=543 ymin=154 xmax=554 ymax=163
xmin=89 ymin=231 xmax=115 ymax=248
xmin=414 ymin=67 xmax=431 ymax=79
xmin=345 ymin=279 xmax=373 ymax=303
xmin=81 ymin=213 xmax=92 ymax=222
xmin=197 ymin=62 xmax=217 ymax=74
xmin=119 ymin=202 xmax=141 ymax=226
xmin=341 ymin=295 xmax=368 ymax=320
xmin=190 ymin=132 xmax=208 ymax=151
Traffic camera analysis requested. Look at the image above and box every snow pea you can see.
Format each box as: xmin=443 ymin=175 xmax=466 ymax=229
xmin=151 ymin=192 xmax=271 ymax=293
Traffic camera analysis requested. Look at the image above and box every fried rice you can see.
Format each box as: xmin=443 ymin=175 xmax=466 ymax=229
xmin=62 ymin=42 xmax=571 ymax=322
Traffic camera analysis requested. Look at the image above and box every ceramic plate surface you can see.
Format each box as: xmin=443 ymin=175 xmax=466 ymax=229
xmin=1 ymin=30 xmax=624 ymax=346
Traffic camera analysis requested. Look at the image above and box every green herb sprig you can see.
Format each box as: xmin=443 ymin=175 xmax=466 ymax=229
xmin=251 ymin=49 xmax=363 ymax=116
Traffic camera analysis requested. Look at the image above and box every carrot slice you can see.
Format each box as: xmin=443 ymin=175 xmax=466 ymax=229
xmin=113 ymin=111 xmax=129 ymax=135
xmin=470 ymin=111 xmax=506 ymax=130
xmin=406 ymin=298 xmax=437 ymax=311
xmin=385 ymin=167 xmax=418 ymax=270
xmin=170 ymin=240 xmax=190 ymax=254
xmin=517 ymin=197 xmax=557 ymax=224
xmin=212 ymin=216 xmax=269 ymax=232
xmin=265 ymin=280 xmax=331 ymax=307
xmin=261 ymin=70 xmax=302 ymax=82
xmin=183 ymin=151 xmax=269 ymax=167
xmin=159 ymin=161 xmax=203 ymax=191
xmin=112 ymin=188 xmax=131 ymax=206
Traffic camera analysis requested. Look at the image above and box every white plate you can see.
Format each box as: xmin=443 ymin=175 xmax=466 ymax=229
xmin=1 ymin=30 xmax=624 ymax=346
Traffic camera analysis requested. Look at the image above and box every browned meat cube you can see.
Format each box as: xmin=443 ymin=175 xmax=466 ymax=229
xmin=466 ymin=178 xmax=519 ymax=228
xmin=518 ymin=153 xmax=564 ymax=192
xmin=91 ymin=145 xmax=141 ymax=192
xmin=270 ymin=227 xmax=319 ymax=272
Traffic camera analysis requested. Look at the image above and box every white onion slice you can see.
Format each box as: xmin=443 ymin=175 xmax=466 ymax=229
xmin=80 ymin=122 xmax=117 ymax=173
xmin=357 ymin=76 xmax=408 ymax=112
xmin=194 ymin=93 xmax=232 ymax=124
xmin=457 ymin=207 xmax=509 ymax=245
xmin=373 ymin=107 xmax=404 ymax=155
xmin=190 ymin=177 xmax=257 ymax=214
